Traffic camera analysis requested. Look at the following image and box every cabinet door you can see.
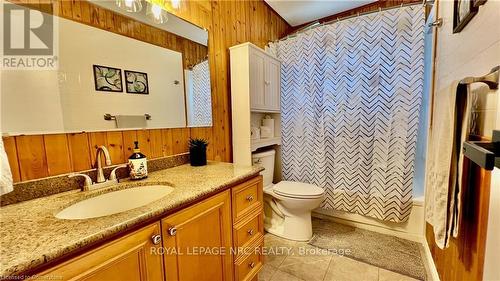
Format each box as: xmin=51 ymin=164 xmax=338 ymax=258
xmin=249 ymin=48 xmax=266 ymax=111
xmin=37 ymin=223 xmax=164 ymax=281
xmin=264 ymin=58 xmax=281 ymax=111
xmin=162 ymin=190 xmax=233 ymax=281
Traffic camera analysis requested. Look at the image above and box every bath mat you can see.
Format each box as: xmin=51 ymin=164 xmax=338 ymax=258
xmin=309 ymin=218 xmax=426 ymax=280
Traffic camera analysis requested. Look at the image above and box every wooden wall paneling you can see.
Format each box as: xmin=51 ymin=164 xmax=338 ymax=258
xmin=44 ymin=134 xmax=72 ymax=176
xmin=161 ymin=129 xmax=174 ymax=157
xmin=122 ymin=130 xmax=138 ymax=161
xmin=88 ymin=132 xmax=107 ymax=167
xmin=15 ymin=135 xmax=48 ymax=181
xmin=136 ymin=130 xmax=152 ymax=157
xmin=149 ymin=129 xmax=164 ymax=159
xmin=172 ymin=128 xmax=191 ymax=155
xmin=67 ymin=132 xmax=92 ymax=172
xmin=2 ymin=137 xmax=21 ymax=183
xmin=106 ymin=131 xmax=125 ymax=164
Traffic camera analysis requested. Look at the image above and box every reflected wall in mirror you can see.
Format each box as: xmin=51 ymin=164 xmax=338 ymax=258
xmin=1 ymin=1 xmax=212 ymax=135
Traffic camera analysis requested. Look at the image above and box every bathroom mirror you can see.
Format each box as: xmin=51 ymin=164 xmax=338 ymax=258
xmin=0 ymin=2 xmax=212 ymax=135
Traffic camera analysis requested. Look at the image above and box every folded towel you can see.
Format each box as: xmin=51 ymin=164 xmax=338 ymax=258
xmin=115 ymin=115 xmax=147 ymax=129
xmin=0 ymin=138 xmax=14 ymax=195
xmin=425 ymin=81 xmax=470 ymax=249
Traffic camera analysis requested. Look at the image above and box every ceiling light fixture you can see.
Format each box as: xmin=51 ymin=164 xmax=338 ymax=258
xmin=146 ymin=0 xmax=168 ymax=24
xmin=115 ymin=0 xmax=143 ymax=12
xmin=171 ymin=0 xmax=180 ymax=9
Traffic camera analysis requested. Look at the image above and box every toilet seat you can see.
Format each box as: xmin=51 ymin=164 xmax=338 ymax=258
xmin=272 ymin=181 xmax=324 ymax=199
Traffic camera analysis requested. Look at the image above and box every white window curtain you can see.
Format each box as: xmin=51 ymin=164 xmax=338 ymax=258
xmin=268 ymin=5 xmax=425 ymax=222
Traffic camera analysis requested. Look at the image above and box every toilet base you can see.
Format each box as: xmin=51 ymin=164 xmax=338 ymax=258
xmin=264 ymin=210 xmax=314 ymax=242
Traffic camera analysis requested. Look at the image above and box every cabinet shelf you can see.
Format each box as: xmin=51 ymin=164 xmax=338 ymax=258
xmin=250 ymin=108 xmax=281 ymax=114
xmin=251 ymin=137 xmax=281 ymax=152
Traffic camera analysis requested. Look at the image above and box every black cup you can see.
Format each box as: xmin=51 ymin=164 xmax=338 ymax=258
xmin=190 ymin=146 xmax=207 ymax=166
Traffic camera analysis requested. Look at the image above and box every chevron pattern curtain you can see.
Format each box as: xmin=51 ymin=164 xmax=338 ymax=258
xmin=269 ymin=6 xmax=424 ymax=222
xmin=190 ymin=60 xmax=212 ymax=126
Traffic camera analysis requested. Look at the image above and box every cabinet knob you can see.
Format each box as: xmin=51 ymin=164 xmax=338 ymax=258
xmin=151 ymin=234 xmax=162 ymax=245
xmin=168 ymin=227 xmax=177 ymax=236
xmin=247 ymin=229 xmax=254 ymax=236
xmin=264 ymin=81 xmax=270 ymax=85
xmin=249 ymin=261 xmax=256 ymax=268
xmin=246 ymin=195 xmax=254 ymax=202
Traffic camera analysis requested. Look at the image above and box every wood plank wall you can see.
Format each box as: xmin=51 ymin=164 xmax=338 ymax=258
xmin=425 ymin=160 xmax=491 ymax=281
xmin=2 ymin=0 xmax=290 ymax=183
xmin=290 ymin=0 xmax=421 ymax=32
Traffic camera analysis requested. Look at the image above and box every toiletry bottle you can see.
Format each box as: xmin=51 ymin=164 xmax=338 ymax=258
xmin=128 ymin=141 xmax=148 ymax=180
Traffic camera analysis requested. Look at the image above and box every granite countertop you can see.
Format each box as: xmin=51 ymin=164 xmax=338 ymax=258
xmin=0 ymin=162 xmax=263 ymax=278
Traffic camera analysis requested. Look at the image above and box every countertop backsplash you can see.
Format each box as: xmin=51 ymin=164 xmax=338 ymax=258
xmin=0 ymin=153 xmax=189 ymax=206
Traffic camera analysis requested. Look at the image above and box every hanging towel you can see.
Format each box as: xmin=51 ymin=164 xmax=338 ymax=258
xmin=0 ymin=138 xmax=14 ymax=195
xmin=115 ymin=115 xmax=147 ymax=129
xmin=425 ymin=81 xmax=470 ymax=249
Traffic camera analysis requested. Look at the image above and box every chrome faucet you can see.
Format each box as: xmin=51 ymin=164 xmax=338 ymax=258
xmin=95 ymin=146 xmax=112 ymax=183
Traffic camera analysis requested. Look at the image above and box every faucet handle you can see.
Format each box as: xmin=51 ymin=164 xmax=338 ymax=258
xmin=109 ymin=164 xmax=128 ymax=181
xmin=68 ymin=173 xmax=93 ymax=189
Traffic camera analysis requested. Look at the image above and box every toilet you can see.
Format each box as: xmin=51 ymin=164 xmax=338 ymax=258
xmin=252 ymin=149 xmax=325 ymax=241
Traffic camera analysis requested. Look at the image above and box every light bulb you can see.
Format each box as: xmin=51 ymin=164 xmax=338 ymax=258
xmin=171 ymin=0 xmax=180 ymax=9
xmin=146 ymin=2 xmax=168 ymax=24
xmin=116 ymin=0 xmax=142 ymax=12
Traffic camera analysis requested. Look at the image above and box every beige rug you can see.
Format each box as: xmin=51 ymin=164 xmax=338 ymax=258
xmin=309 ymin=218 xmax=426 ymax=280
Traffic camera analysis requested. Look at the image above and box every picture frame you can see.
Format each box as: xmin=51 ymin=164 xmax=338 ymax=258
xmin=472 ymin=0 xmax=487 ymax=8
xmin=124 ymin=70 xmax=149 ymax=94
xmin=93 ymin=65 xmax=123 ymax=92
xmin=453 ymin=0 xmax=479 ymax=33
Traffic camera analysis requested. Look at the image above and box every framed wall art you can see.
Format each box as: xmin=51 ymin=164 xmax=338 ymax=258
xmin=93 ymin=65 xmax=123 ymax=92
xmin=124 ymin=70 xmax=149 ymax=94
xmin=453 ymin=0 xmax=479 ymax=33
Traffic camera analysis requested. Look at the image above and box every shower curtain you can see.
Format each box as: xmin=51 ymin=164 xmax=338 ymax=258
xmin=186 ymin=60 xmax=212 ymax=126
xmin=269 ymin=6 xmax=424 ymax=222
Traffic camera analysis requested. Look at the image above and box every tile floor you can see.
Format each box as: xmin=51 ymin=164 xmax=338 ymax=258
xmin=259 ymin=233 xmax=420 ymax=281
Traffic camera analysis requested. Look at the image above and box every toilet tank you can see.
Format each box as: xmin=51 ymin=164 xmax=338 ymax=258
xmin=252 ymin=149 xmax=276 ymax=188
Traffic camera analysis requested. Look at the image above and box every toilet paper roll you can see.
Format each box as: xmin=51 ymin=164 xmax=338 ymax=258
xmin=262 ymin=119 xmax=274 ymax=132
xmin=260 ymin=126 xmax=273 ymax=138
xmin=262 ymin=119 xmax=274 ymax=137
xmin=251 ymin=127 xmax=260 ymax=140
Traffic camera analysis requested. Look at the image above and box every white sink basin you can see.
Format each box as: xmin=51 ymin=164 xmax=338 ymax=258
xmin=56 ymin=185 xmax=173 ymax=220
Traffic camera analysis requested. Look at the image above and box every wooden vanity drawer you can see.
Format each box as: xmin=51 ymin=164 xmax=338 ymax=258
xmin=233 ymin=211 xmax=263 ymax=248
xmin=231 ymin=176 xmax=263 ymax=223
xmin=234 ymin=240 xmax=263 ymax=281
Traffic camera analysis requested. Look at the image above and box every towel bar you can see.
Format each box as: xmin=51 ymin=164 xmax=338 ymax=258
xmin=463 ymin=130 xmax=500 ymax=170
xmin=104 ymin=114 xmax=151 ymax=121
xmin=459 ymin=65 xmax=499 ymax=89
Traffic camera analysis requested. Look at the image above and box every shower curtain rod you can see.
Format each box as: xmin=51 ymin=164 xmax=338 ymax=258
xmin=272 ymin=1 xmax=425 ymax=44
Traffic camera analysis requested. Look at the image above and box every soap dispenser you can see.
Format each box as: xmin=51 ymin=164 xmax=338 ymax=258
xmin=128 ymin=141 xmax=148 ymax=180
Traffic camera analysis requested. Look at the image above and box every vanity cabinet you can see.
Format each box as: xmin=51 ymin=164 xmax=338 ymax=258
xmin=161 ymin=190 xmax=233 ymax=281
xmin=231 ymin=42 xmax=281 ymax=113
xmin=38 ymin=223 xmax=164 ymax=281
xmin=231 ymin=176 xmax=264 ymax=281
xmin=34 ymin=176 xmax=264 ymax=281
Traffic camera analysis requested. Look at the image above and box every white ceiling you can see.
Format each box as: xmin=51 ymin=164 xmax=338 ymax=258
xmin=265 ymin=0 xmax=378 ymax=26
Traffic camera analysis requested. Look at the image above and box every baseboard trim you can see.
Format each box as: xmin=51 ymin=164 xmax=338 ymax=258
xmin=422 ymin=238 xmax=441 ymax=281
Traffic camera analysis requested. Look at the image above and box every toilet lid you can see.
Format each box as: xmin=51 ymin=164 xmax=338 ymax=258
xmin=273 ymin=181 xmax=324 ymax=199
